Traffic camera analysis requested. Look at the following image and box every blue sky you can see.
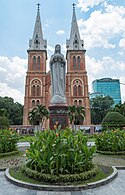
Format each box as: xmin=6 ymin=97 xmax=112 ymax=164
xmin=0 ymin=0 xmax=125 ymax=104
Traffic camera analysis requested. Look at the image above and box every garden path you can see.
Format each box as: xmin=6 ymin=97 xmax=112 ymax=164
xmin=0 ymin=170 xmax=125 ymax=195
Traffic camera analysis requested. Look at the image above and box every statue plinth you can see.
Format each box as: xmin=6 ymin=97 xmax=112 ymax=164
xmin=49 ymin=104 xmax=69 ymax=129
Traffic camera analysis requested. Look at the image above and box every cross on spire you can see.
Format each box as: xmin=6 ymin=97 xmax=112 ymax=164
xmin=72 ymin=3 xmax=76 ymax=11
xmin=37 ymin=3 xmax=40 ymax=10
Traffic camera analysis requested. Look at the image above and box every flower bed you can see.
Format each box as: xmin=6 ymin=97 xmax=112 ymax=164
xmin=0 ymin=130 xmax=19 ymax=153
xmin=95 ymin=129 xmax=125 ymax=153
xmin=24 ymin=128 xmax=96 ymax=182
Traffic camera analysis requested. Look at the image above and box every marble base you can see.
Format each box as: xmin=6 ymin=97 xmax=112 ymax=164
xmin=49 ymin=104 xmax=68 ymax=129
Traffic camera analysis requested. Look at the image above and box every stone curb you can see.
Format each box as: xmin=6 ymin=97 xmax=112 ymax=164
xmin=0 ymin=168 xmax=6 ymax=171
xmin=5 ymin=166 xmax=118 ymax=191
xmin=115 ymin=166 xmax=125 ymax=170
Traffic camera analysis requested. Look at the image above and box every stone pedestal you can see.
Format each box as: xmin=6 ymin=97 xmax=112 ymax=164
xmin=49 ymin=104 xmax=68 ymax=129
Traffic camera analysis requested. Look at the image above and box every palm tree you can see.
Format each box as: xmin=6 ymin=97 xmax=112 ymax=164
xmin=36 ymin=105 xmax=50 ymax=130
xmin=28 ymin=108 xmax=38 ymax=125
xmin=68 ymin=105 xmax=85 ymax=130
xmin=28 ymin=105 xmax=49 ymax=130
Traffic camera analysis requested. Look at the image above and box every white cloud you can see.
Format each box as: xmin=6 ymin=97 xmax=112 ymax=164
xmin=56 ymin=30 xmax=65 ymax=36
xmin=86 ymin=55 xmax=125 ymax=102
xmin=86 ymin=55 xmax=104 ymax=75
xmin=78 ymin=4 xmax=125 ymax=50
xmin=47 ymin=46 xmax=54 ymax=52
xmin=119 ymin=38 xmax=125 ymax=49
xmin=0 ymin=56 xmax=27 ymax=104
xmin=77 ymin=0 xmax=105 ymax=12
xmin=0 ymin=82 xmax=24 ymax=104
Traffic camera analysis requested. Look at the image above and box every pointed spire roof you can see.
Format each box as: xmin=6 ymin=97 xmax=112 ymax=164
xmin=66 ymin=4 xmax=84 ymax=50
xmin=28 ymin=4 xmax=47 ymax=51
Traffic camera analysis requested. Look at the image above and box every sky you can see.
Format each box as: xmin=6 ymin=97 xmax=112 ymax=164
xmin=0 ymin=0 xmax=125 ymax=105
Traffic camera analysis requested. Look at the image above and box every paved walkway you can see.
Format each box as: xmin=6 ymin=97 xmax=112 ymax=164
xmin=17 ymin=142 xmax=30 ymax=147
xmin=0 ymin=170 xmax=125 ymax=195
xmin=17 ymin=142 xmax=95 ymax=148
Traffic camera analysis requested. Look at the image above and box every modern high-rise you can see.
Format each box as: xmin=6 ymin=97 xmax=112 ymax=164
xmin=92 ymin=78 xmax=121 ymax=105
xmin=23 ymin=4 xmax=91 ymax=128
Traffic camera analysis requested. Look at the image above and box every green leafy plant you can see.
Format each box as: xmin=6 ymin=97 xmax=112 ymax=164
xmin=95 ymin=129 xmax=125 ymax=152
xmin=26 ymin=128 xmax=95 ymax=176
xmin=0 ymin=130 xmax=19 ymax=153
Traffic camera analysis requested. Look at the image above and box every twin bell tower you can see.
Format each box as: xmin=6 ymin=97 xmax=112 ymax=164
xmin=23 ymin=4 xmax=91 ymax=128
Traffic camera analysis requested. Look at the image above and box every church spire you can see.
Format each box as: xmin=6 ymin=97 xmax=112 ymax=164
xmin=66 ymin=4 xmax=84 ymax=50
xmin=28 ymin=3 xmax=47 ymax=51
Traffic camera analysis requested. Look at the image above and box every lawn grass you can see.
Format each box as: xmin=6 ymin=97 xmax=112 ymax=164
xmin=9 ymin=165 xmax=113 ymax=186
xmin=19 ymin=135 xmax=35 ymax=142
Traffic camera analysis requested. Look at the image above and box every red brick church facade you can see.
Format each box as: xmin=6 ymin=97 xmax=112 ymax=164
xmin=23 ymin=5 xmax=91 ymax=128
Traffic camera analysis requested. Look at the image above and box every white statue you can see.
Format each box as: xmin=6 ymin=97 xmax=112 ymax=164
xmin=50 ymin=44 xmax=66 ymax=104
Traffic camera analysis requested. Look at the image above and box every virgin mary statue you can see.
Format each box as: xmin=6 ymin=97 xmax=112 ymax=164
xmin=50 ymin=44 xmax=66 ymax=104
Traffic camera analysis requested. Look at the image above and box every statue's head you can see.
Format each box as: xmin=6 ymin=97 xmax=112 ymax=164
xmin=55 ymin=44 xmax=61 ymax=54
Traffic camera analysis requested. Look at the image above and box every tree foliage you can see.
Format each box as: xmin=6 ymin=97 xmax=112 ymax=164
xmin=112 ymin=102 xmax=125 ymax=117
xmin=90 ymin=95 xmax=114 ymax=125
xmin=0 ymin=96 xmax=23 ymax=125
xmin=68 ymin=105 xmax=85 ymax=129
xmin=0 ymin=108 xmax=9 ymax=129
xmin=28 ymin=105 xmax=49 ymax=130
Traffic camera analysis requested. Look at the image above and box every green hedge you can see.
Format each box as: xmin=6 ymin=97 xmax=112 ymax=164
xmin=0 ymin=150 xmax=19 ymax=158
xmin=102 ymin=112 xmax=125 ymax=130
xmin=96 ymin=150 xmax=125 ymax=155
xmin=21 ymin=164 xmax=98 ymax=183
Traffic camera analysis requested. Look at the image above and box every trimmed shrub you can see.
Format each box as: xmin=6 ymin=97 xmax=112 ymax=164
xmin=102 ymin=112 xmax=125 ymax=130
xmin=25 ymin=128 xmax=96 ymax=176
xmin=0 ymin=150 xmax=19 ymax=158
xmin=22 ymin=164 xmax=98 ymax=183
xmin=95 ymin=129 xmax=125 ymax=153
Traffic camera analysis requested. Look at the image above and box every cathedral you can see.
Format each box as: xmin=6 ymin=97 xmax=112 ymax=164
xmin=23 ymin=4 xmax=91 ymax=128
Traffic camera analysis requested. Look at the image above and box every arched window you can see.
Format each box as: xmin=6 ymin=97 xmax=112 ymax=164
xmin=79 ymin=100 xmax=82 ymax=106
xmin=31 ymin=85 xmax=35 ymax=96
xmin=74 ymin=100 xmax=77 ymax=106
xmin=38 ymin=56 xmax=40 ymax=69
xmin=36 ymin=85 xmax=40 ymax=96
xmin=32 ymin=100 xmax=35 ymax=108
xmin=73 ymin=56 xmax=76 ymax=69
xmin=73 ymin=85 xmax=77 ymax=96
xmin=78 ymin=85 xmax=82 ymax=96
xmin=36 ymin=100 xmax=40 ymax=105
xmin=33 ymin=56 xmax=36 ymax=70
xmin=77 ymin=56 xmax=80 ymax=69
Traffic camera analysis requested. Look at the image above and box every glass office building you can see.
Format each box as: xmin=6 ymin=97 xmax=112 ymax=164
xmin=92 ymin=78 xmax=121 ymax=105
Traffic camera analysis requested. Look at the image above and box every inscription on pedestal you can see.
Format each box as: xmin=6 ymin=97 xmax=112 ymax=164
xmin=49 ymin=106 xmax=68 ymax=129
